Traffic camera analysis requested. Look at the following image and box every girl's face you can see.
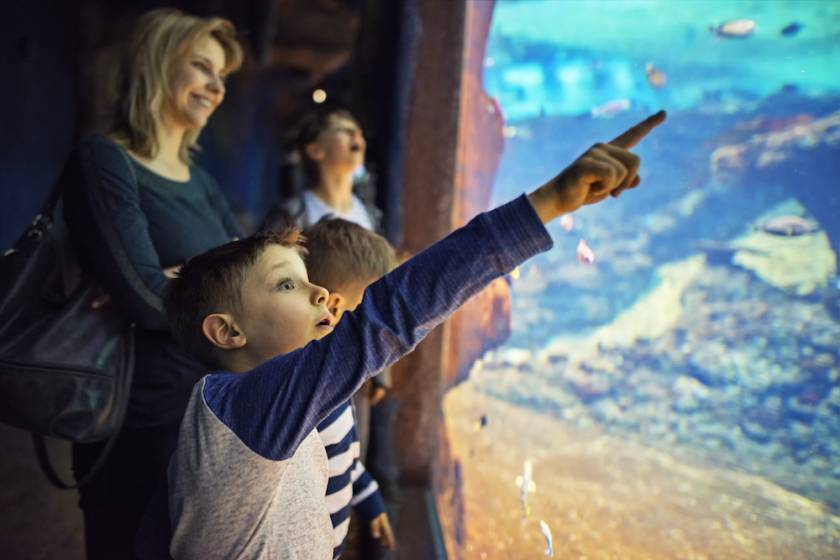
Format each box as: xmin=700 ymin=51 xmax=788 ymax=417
xmin=165 ymin=35 xmax=227 ymax=131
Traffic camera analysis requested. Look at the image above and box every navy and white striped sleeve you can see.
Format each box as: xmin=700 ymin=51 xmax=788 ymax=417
xmin=350 ymin=460 xmax=385 ymax=521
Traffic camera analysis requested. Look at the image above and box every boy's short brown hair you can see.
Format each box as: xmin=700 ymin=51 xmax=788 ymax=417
xmin=304 ymin=218 xmax=396 ymax=292
xmin=165 ymin=228 xmax=305 ymax=368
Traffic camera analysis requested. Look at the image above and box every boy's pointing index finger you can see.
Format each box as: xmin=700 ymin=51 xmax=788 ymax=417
xmin=609 ymin=110 xmax=667 ymax=149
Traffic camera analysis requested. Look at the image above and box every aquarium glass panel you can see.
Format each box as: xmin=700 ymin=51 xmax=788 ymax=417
xmin=437 ymin=1 xmax=840 ymax=558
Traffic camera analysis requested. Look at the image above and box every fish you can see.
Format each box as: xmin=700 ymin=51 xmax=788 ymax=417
xmin=781 ymin=22 xmax=803 ymax=37
xmin=754 ymin=215 xmax=820 ymax=236
xmin=515 ymin=460 xmax=536 ymax=517
xmin=577 ymin=239 xmax=595 ymax=264
xmin=560 ymin=214 xmax=574 ymax=232
xmin=473 ymin=413 xmax=489 ymax=432
xmin=710 ymin=19 xmax=756 ymax=39
xmin=590 ymin=98 xmax=631 ymax=118
xmin=645 ymin=63 xmax=667 ymax=89
xmin=539 ymin=520 xmax=554 ymax=557
xmin=503 ymin=125 xmax=534 ymax=140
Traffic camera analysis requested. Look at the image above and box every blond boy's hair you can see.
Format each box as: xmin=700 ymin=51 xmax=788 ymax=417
xmin=304 ymin=218 xmax=396 ymax=291
xmin=112 ymin=8 xmax=243 ymax=164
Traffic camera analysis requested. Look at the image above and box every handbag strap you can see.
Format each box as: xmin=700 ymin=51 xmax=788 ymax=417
xmin=32 ymin=431 xmax=121 ymax=490
xmin=39 ymin=180 xmax=65 ymax=221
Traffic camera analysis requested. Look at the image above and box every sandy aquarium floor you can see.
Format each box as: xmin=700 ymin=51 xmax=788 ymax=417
xmin=438 ymin=381 xmax=840 ymax=560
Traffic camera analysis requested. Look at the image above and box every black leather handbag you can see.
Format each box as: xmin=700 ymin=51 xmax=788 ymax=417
xmin=0 ymin=172 xmax=135 ymax=489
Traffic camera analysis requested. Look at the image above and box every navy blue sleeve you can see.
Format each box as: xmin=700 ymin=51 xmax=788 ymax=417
xmin=63 ymin=135 xmax=169 ymax=331
xmin=203 ymin=194 xmax=553 ymax=460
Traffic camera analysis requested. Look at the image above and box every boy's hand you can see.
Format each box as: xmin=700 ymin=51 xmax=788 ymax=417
xmin=163 ymin=265 xmax=182 ymax=279
xmin=370 ymin=386 xmax=387 ymax=406
xmin=370 ymin=512 xmax=396 ymax=550
xmin=528 ymin=110 xmax=667 ymax=223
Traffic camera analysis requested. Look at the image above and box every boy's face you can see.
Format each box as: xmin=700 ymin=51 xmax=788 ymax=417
xmin=235 ymin=245 xmax=334 ymax=364
xmin=328 ymin=277 xmax=376 ymax=324
xmin=310 ymin=114 xmax=366 ymax=174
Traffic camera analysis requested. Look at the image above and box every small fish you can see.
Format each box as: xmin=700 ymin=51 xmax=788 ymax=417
xmin=781 ymin=22 xmax=803 ymax=37
xmin=473 ymin=413 xmax=489 ymax=432
xmin=539 ymin=520 xmax=554 ymax=558
xmin=560 ymin=214 xmax=574 ymax=232
xmin=755 ymin=215 xmax=820 ymax=236
xmin=576 ymin=239 xmax=595 ymax=264
xmin=710 ymin=19 xmax=756 ymax=39
xmin=515 ymin=460 xmax=536 ymax=517
xmin=590 ymin=98 xmax=631 ymax=118
xmin=645 ymin=63 xmax=667 ymax=89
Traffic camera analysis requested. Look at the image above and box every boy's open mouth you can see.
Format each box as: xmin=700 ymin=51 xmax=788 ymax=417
xmin=316 ymin=315 xmax=333 ymax=329
xmin=349 ymin=144 xmax=361 ymax=152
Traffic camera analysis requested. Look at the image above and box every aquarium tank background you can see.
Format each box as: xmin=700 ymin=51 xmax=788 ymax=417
xmin=436 ymin=1 xmax=840 ymax=558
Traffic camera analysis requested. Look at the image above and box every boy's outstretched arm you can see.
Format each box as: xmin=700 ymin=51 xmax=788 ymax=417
xmin=203 ymin=111 xmax=668 ymax=463
xmin=528 ymin=110 xmax=667 ymax=223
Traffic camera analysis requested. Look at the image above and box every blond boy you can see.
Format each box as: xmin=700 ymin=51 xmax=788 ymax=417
xmin=304 ymin=218 xmax=397 ymax=558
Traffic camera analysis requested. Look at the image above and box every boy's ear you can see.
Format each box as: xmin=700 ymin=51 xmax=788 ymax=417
xmin=304 ymin=141 xmax=325 ymax=163
xmin=201 ymin=313 xmax=246 ymax=350
xmin=326 ymin=291 xmax=344 ymax=318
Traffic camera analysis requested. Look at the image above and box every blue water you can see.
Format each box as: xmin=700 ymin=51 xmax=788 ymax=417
xmin=442 ymin=1 xmax=840 ymax=558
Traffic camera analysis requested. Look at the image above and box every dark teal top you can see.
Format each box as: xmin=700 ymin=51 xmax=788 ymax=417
xmin=63 ymin=134 xmax=242 ymax=428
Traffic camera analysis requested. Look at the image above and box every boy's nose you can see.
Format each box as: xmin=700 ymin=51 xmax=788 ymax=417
xmin=312 ymin=285 xmax=328 ymax=306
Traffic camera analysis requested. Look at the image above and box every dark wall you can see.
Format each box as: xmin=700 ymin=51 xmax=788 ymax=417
xmin=0 ymin=0 xmax=390 ymax=246
xmin=0 ymin=0 xmax=80 ymax=250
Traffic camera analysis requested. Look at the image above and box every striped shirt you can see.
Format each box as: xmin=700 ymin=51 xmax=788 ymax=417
xmin=318 ymin=401 xmax=385 ymax=559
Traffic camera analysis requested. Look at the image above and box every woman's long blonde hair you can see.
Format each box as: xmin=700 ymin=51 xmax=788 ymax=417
xmin=112 ymin=8 xmax=243 ymax=164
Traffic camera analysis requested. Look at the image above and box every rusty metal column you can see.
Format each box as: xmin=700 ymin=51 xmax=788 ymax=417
xmin=391 ymin=0 xmax=467 ymax=485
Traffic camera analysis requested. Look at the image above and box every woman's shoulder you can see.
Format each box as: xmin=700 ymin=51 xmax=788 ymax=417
xmin=75 ymin=133 xmax=133 ymax=166
xmin=79 ymin=132 xmax=123 ymax=152
xmin=69 ymin=133 xmax=138 ymax=182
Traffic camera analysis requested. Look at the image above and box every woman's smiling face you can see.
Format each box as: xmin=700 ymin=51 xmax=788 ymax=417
xmin=165 ymin=35 xmax=227 ymax=131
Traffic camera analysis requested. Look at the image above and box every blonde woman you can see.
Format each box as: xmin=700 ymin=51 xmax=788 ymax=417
xmin=62 ymin=9 xmax=243 ymax=559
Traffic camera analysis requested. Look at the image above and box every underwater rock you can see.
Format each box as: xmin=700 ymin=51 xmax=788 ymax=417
xmin=710 ymin=109 xmax=840 ymax=178
xmin=740 ymin=405 xmax=785 ymax=444
xmin=545 ymin=353 xmax=569 ymax=367
xmin=730 ymin=199 xmax=837 ymax=295
xmin=590 ymin=399 xmax=624 ymax=423
xmin=787 ymin=395 xmax=819 ymax=424
xmin=495 ymin=347 xmax=533 ymax=369
xmin=567 ymin=370 xmax=612 ymax=403
xmin=672 ymin=375 xmax=710 ymax=412
xmin=825 ymin=387 xmax=840 ymax=415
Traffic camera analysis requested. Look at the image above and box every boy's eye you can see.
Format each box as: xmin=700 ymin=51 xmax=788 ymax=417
xmin=277 ymin=279 xmax=295 ymax=291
